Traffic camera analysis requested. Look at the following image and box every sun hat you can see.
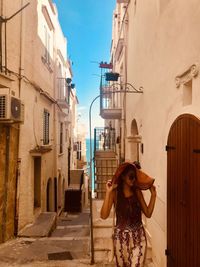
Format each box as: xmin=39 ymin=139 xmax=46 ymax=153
xmin=112 ymin=162 xmax=155 ymax=190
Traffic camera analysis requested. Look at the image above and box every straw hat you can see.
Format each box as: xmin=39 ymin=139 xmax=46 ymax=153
xmin=112 ymin=162 xmax=154 ymax=190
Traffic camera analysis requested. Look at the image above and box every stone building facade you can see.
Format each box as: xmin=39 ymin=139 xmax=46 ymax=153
xmin=0 ymin=0 xmax=79 ymax=243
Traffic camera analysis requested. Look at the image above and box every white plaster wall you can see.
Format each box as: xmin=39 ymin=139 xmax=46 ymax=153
xmin=123 ymin=0 xmax=200 ymax=266
xmin=1 ymin=0 xmax=73 ymax=229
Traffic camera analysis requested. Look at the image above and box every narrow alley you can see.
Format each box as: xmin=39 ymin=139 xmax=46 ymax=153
xmin=1 ymin=0 xmax=200 ymax=266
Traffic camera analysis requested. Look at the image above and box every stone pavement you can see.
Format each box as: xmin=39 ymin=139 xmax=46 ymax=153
xmin=0 ymin=210 xmax=112 ymax=267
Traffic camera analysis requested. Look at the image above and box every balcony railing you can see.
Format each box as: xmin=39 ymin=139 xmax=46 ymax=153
xmin=100 ymin=82 xmax=122 ymax=120
xmin=94 ymin=127 xmax=116 ymax=152
xmin=99 ymin=67 xmax=143 ymax=119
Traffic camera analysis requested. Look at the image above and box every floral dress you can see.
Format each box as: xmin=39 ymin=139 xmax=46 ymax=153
xmin=113 ymin=191 xmax=147 ymax=267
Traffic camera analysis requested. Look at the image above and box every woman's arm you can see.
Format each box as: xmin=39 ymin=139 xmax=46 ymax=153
xmin=100 ymin=180 xmax=117 ymax=219
xmin=136 ymin=185 xmax=156 ymax=218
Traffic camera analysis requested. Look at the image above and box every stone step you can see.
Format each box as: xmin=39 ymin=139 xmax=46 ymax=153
xmin=96 ymin=263 xmax=115 ymax=267
xmin=18 ymin=212 xmax=56 ymax=238
xmin=94 ymin=248 xmax=110 ymax=262
xmin=93 ymin=225 xmax=112 ymax=238
xmin=94 ymin=237 xmax=113 ymax=251
xmin=95 ymin=151 xmax=117 ymax=158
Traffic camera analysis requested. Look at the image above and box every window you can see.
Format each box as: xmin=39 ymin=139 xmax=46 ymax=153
xmin=44 ymin=25 xmax=50 ymax=65
xmin=59 ymin=122 xmax=63 ymax=154
xmin=43 ymin=109 xmax=50 ymax=145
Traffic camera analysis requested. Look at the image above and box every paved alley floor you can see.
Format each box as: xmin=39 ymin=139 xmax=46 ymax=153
xmin=0 ymin=210 xmax=102 ymax=267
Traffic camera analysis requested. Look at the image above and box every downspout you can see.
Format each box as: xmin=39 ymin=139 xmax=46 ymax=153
xmin=15 ymin=0 xmax=24 ymax=234
xmin=53 ymin=56 xmax=58 ymax=212
xmin=115 ymin=1 xmax=130 ymax=162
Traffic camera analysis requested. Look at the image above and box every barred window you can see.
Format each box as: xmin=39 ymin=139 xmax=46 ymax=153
xmin=43 ymin=109 xmax=50 ymax=145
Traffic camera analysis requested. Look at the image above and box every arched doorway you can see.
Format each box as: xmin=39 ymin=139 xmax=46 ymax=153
xmin=167 ymin=114 xmax=200 ymax=267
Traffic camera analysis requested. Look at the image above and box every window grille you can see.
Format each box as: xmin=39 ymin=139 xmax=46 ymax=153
xmin=59 ymin=122 xmax=63 ymax=154
xmin=0 ymin=96 xmax=6 ymax=118
xmin=43 ymin=109 xmax=50 ymax=145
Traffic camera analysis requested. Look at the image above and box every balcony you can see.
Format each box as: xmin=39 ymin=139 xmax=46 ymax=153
xmin=57 ymin=97 xmax=69 ymax=109
xmin=100 ymin=84 xmax=122 ymax=120
xmin=57 ymin=78 xmax=70 ymax=109
xmin=0 ymin=67 xmax=15 ymax=88
xmin=94 ymin=127 xmax=116 ymax=152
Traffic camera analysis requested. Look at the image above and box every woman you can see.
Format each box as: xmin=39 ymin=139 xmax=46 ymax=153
xmin=100 ymin=162 xmax=156 ymax=267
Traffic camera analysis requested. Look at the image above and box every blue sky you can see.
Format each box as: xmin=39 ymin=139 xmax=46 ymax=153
xmin=53 ymin=0 xmax=116 ymax=134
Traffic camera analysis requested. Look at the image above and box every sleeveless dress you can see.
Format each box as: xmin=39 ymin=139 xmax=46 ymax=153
xmin=113 ymin=191 xmax=147 ymax=267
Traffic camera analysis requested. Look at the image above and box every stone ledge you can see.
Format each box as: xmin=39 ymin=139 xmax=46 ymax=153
xmin=18 ymin=212 xmax=56 ymax=238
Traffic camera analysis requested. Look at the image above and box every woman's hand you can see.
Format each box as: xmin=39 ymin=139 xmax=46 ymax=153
xmin=100 ymin=180 xmax=117 ymax=219
xmin=149 ymin=185 xmax=156 ymax=196
xmin=106 ymin=180 xmax=118 ymax=194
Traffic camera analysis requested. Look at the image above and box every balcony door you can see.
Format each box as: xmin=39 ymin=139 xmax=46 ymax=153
xmin=167 ymin=114 xmax=200 ymax=267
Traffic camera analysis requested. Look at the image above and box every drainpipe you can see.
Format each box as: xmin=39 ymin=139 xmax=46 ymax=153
xmin=53 ymin=59 xmax=58 ymax=212
xmin=115 ymin=1 xmax=130 ymax=162
xmin=15 ymin=0 xmax=25 ymax=234
xmin=123 ymin=2 xmax=130 ymax=162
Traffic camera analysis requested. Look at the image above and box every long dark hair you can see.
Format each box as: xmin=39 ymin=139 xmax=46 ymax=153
xmin=116 ymin=165 xmax=136 ymax=210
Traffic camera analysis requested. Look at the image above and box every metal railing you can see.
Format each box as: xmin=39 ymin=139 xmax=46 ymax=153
xmin=94 ymin=126 xmax=116 ymax=152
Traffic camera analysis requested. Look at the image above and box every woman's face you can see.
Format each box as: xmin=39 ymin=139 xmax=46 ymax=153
xmin=123 ymin=169 xmax=136 ymax=187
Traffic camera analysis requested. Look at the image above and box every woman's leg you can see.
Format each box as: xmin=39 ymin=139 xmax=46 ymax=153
xmin=114 ymin=228 xmax=147 ymax=267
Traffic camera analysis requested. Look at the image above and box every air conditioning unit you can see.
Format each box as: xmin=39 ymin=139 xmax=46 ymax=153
xmin=0 ymin=89 xmax=24 ymax=123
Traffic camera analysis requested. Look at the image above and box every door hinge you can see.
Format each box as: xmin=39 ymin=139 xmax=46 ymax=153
xmin=165 ymin=249 xmax=170 ymax=256
xmin=165 ymin=145 xmax=175 ymax=151
xmin=193 ymin=149 xmax=200 ymax=153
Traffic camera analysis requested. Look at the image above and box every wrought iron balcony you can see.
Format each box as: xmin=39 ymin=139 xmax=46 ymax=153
xmin=100 ymin=84 xmax=122 ymax=119
xmin=100 ymin=77 xmax=143 ymax=120
xmin=94 ymin=127 xmax=116 ymax=152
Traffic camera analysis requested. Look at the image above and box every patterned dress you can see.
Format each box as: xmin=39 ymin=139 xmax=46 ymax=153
xmin=113 ymin=191 xmax=147 ymax=267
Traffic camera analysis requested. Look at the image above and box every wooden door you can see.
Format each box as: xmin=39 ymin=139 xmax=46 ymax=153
xmin=167 ymin=114 xmax=200 ymax=267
